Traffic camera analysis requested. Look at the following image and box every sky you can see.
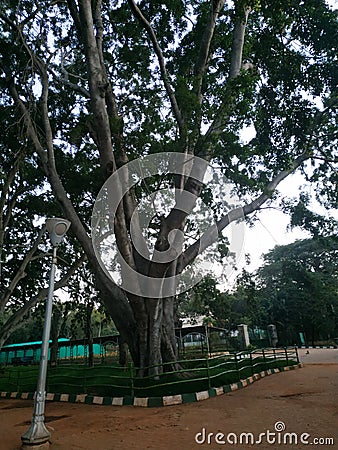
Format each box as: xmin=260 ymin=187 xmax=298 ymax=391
xmin=241 ymin=174 xmax=310 ymax=273
xmin=234 ymin=168 xmax=337 ymax=279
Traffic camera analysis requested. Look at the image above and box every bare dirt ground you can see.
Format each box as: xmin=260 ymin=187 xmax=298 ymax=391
xmin=1 ymin=349 xmax=337 ymax=450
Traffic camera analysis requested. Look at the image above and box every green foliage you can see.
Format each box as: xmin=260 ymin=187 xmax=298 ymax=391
xmin=257 ymin=236 xmax=338 ymax=344
xmin=288 ymin=194 xmax=338 ymax=237
xmin=177 ymin=276 xmax=232 ymax=327
xmin=229 ymin=269 xmax=268 ymax=328
xmin=3 ymin=306 xmax=45 ymax=345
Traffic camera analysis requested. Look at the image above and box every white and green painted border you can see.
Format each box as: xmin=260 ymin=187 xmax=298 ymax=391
xmin=300 ymin=345 xmax=336 ymax=349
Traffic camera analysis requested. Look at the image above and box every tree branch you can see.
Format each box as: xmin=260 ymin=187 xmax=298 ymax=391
xmin=181 ymin=152 xmax=311 ymax=269
xmin=66 ymin=0 xmax=82 ymax=37
xmin=0 ymin=149 xmax=25 ymax=233
xmin=77 ymin=0 xmax=117 ymax=177
xmin=0 ymin=254 xmax=87 ymax=347
xmin=0 ymin=227 xmax=46 ymax=311
xmin=228 ymin=4 xmax=251 ymax=80
xmin=127 ymin=0 xmax=185 ymax=135
xmin=201 ymin=3 xmax=252 ymax=152
xmin=194 ymin=0 xmax=226 ymax=102
xmin=54 ymin=65 xmax=90 ymax=97
xmin=0 ymin=161 xmax=24 ymax=282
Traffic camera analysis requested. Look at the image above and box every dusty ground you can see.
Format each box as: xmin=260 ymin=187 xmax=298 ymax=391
xmin=0 ymin=349 xmax=337 ymax=450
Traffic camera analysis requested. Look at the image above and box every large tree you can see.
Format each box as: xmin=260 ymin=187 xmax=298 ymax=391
xmin=0 ymin=0 xmax=337 ymax=375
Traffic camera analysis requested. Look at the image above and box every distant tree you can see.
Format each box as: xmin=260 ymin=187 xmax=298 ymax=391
xmin=177 ymin=276 xmax=232 ymax=328
xmin=49 ymin=300 xmax=73 ymax=366
xmin=229 ymin=269 xmax=268 ymax=329
xmin=257 ymin=237 xmax=338 ymax=345
xmin=3 ymin=304 xmax=45 ymax=345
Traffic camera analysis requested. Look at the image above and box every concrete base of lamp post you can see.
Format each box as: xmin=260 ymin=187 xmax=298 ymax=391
xmin=21 ymin=442 xmax=50 ymax=450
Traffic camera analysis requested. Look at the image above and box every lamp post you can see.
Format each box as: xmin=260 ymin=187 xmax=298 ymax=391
xmin=21 ymin=218 xmax=71 ymax=449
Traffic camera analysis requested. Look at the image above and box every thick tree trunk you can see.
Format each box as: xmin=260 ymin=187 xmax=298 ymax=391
xmin=94 ymin=269 xmax=138 ymax=363
xmin=123 ymin=294 xmax=179 ymax=377
xmin=118 ymin=340 xmax=129 ymax=367
xmin=146 ymin=298 xmax=163 ymax=378
xmin=161 ymin=297 xmax=179 ymax=369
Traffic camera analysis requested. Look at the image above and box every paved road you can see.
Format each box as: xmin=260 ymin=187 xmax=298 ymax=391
xmin=298 ymin=347 xmax=338 ymax=364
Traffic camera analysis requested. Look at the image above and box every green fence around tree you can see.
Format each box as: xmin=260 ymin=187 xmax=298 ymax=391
xmin=0 ymin=347 xmax=299 ymax=398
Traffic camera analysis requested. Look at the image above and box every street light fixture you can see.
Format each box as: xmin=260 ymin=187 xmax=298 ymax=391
xmin=21 ymin=218 xmax=71 ymax=449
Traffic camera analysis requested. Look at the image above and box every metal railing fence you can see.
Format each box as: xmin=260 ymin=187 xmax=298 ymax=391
xmin=0 ymin=347 xmax=299 ymax=398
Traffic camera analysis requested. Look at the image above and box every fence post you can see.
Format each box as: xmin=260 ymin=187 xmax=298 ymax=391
xmin=284 ymin=347 xmax=289 ymax=366
xmin=17 ymin=368 xmax=20 ymax=392
xmin=129 ymin=362 xmax=135 ymax=398
xmin=295 ymin=346 xmax=299 ymax=364
xmin=262 ymin=348 xmax=267 ymax=370
xmin=83 ymin=367 xmax=87 ymax=394
xmin=273 ymin=347 xmax=277 ymax=360
xmin=206 ymin=355 xmax=211 ymax=390
xmin=234 ymin=353 xmax=240 ymax=382
xmin=249 ymin=351 xmax=254 ymax=376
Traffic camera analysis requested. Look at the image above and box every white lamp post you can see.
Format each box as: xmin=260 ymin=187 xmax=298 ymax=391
xmin=21 ymin=218 xmax=71 ymax=449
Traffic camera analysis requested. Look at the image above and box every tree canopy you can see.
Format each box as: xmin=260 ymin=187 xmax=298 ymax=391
xmin=0 ymin=0 xmax=337 ymax=373
xmin=257 ymin=236 xmax=338 ymax=345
